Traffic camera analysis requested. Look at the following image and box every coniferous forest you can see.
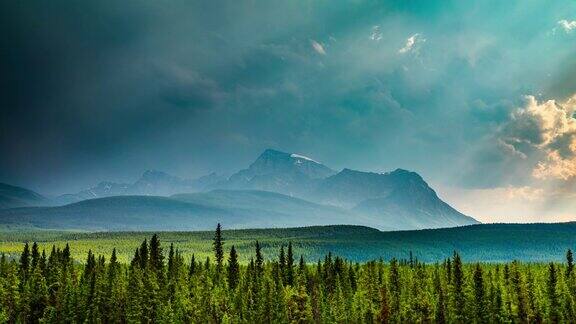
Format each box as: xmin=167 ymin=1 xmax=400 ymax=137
xmin=1 ymin=224 xmax=576 ymax=323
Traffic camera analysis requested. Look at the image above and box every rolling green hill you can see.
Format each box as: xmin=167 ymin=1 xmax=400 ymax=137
xmin=2 ymin=222 xmax=576 ymax=263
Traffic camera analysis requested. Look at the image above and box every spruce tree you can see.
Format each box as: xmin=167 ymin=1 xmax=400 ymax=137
xmin=279 ymin=245 xmax=286 ymax=279
xmin=547 ymin=262 xmax=560 ymax=322
xmin=473 ymin=263 xmax=487 ymax=323
xmin=567 ymin=249 xmax=574 ymax=277
xmin=511 ymin=261 xmax=527 ymax=322
xmin=148 ymin=234 xmax=164 ymax=277
xmin=19 ymin=242 xmax=30 ymax=280
xmin=130 ymin=247 xmax=141 ymax=269
xmin=451 ymin=251 xmax=465 ymax=322
xmin=214 ymin=223 xmax=224 ymax=273
xmin=388 ymin=258 xmax=400 ymax=320
xmin=255 ymin=241 xmax=263 ymax=275
xmin=377 ymin=285 xmax=390 ymax=323
xmin=286 ymin=242 xmax=294 ymax=285
xmin=31 ymin=242 xmax=40 ymax=270
xmin=139 ymin=239 xmax=148 ymax=269
xmin=227 ymin=245 xmax=240 ymax=290
xmin=62 ymin=243 xmax=72 ymax=269
xmin=189 ymin=254 xmax=196 ymax=277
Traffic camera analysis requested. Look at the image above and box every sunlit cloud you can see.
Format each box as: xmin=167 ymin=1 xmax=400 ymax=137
xmin=500 ymin=95 xmax=576 ymax=180
xmin=557 ymin=19 xmax=576 ymax=33
xmin=398 ymin=33 xmax=425 ymax=54
xmin=311 ymin=40 xmax=326 ymax=55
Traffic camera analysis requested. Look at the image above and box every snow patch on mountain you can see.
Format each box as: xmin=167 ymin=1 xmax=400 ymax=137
xmin=290 ymin=153 xmax=320 ymax=164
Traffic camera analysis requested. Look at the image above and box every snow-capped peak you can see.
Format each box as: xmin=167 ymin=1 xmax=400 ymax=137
xmin=290 ymin=153 xmax=320 ymax=164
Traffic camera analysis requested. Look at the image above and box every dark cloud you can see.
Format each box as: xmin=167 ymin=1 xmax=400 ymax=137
xmin=1 ymin=0 xmax=576 ymax=195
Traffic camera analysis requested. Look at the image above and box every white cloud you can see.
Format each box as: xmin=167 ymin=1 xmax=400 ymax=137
xmin=557 ymin=19 xmax=576 ymax=33
xmin=500 ymin=95 xmax=576 ymax=180
xmin=504 ymin=186 xmax=544 ymax=201
xmin=370 ymin=25 xmax=382 ymax=42
xmin=310 ymin=40 xmax=326 ymax=55
xmin=398 ymin=33 xmax=425 ymax=54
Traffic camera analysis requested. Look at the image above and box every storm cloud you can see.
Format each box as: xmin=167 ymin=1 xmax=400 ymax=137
xmin=1 ymin=0 xmax=576 ymax=221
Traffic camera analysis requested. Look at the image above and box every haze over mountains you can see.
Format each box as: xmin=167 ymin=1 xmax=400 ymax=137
xmin=0 ymin=183 xmax=49 ymax=209
xmin=0 ymin=149 xmax=478 ymax=231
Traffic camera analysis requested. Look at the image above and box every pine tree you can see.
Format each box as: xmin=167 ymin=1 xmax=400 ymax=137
xmin=19 ymin=243 xmax=30 ymax=281
xmin=255 ymin=241 xmax=263 ymax=275
xmin=28 ymin=266 xmax=49 ymax=323
xmin=149 ymin=234 xmax=164 ymax=278
xmin=567 ymin=249 xmax=574 ymax=277
xmin=286 ymin=242 xmax=294 ymax=286
xmin=547 ymin=262 xmax=560 ymax=322
xmin=435 ymin=275 xmax=447 ymax=324
xmin=189 ymin=254 xmax=197 ymax=277
xmin=451 ymin=251 xmax=466 ymax=323
xmin=279 ymin=245 xmax=286 ymax=280
xmin=388 ymin=258 xmax=401 ymax=321
xmin=30 ymin=242 xmax=40 ymax=270
xmin=510 ymin=261 xmax=528 ymax=322
xmin=62 ymin=243 xmax=72 ymax=268
xmin=130 ymin=247 xmax=141 ymax=269
xmin=214 ymin=223 xmax=224 ymax=273
xmin=377 ymin=284 xmax=390 ymax=323
xmin=473 ymin=263 xmax=488 ymax=323
xmin=139 ymin=239 xmax=148 ymax=269
xmin=227 ymin=245 xmax=240 ymax=290
xmin=167 ymin=243 xmax=177 ymax=301
xmin=107 ymin=248 xmax=125 ymax=323
xmin=285 ymin=285 xmax=312 ymax=323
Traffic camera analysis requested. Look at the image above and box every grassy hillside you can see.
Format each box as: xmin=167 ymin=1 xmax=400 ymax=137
xmin=1 ymin=223 xmax=576 ymax=263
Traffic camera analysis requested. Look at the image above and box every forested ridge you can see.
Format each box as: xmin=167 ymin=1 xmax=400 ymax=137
xmin=1 ymin=224 xmax=576 ymax=323
xmin=3 ymin=223 xmax=576 ymax=263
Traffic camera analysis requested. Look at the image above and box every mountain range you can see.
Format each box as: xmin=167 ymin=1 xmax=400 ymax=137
xmin=0 ymin=149 xmax=479 ymax=231
xmin=54 ymin=170 xmax=227 ymax=205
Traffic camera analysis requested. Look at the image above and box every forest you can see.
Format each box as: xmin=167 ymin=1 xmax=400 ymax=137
xmin=1 ymin=224 xmax=575 ymax=323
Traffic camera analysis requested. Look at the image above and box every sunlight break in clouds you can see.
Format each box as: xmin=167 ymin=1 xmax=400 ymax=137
xmin=502 ymin=95 xmax=576 ymax=180
xmin=311 ymin=40 xmax=326 ymax=55
xmin=398 ymin=33 xmax=424 ymax=54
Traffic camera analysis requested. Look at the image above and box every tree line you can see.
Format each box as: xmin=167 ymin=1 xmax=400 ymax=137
xmin=1 ymin=223 xmax=576 ymax=323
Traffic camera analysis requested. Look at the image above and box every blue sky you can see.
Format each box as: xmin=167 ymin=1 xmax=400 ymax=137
xmin=1 ymin=0 xmax=576 ymax=222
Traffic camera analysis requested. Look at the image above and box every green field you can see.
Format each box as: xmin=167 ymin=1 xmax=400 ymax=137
xmin=2 ymin=222 xmax=576 ymax=264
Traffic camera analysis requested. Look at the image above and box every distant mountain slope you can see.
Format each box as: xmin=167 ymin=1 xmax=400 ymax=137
xmin=171 ymin=189 xmax=383 ymax=228
xmin=316 ymin=168 xmax=478 ymax=229
xmin=0 ymin=196 xmax=228 ymax=231
xmin=56 ymin=170 xmax=226 ymax=205
xmin=0 ymin=183 xmax=49 ymax=209
xmin=0 ymin=191 xmax=382 ymax=231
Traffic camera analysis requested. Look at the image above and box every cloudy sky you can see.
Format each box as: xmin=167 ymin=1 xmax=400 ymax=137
xmin=1 ymin=0 xmax=576 ymax=223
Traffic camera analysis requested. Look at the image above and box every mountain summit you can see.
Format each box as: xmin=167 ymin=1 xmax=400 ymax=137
xmin=220 ymin=149 xmax=336 ymax=195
